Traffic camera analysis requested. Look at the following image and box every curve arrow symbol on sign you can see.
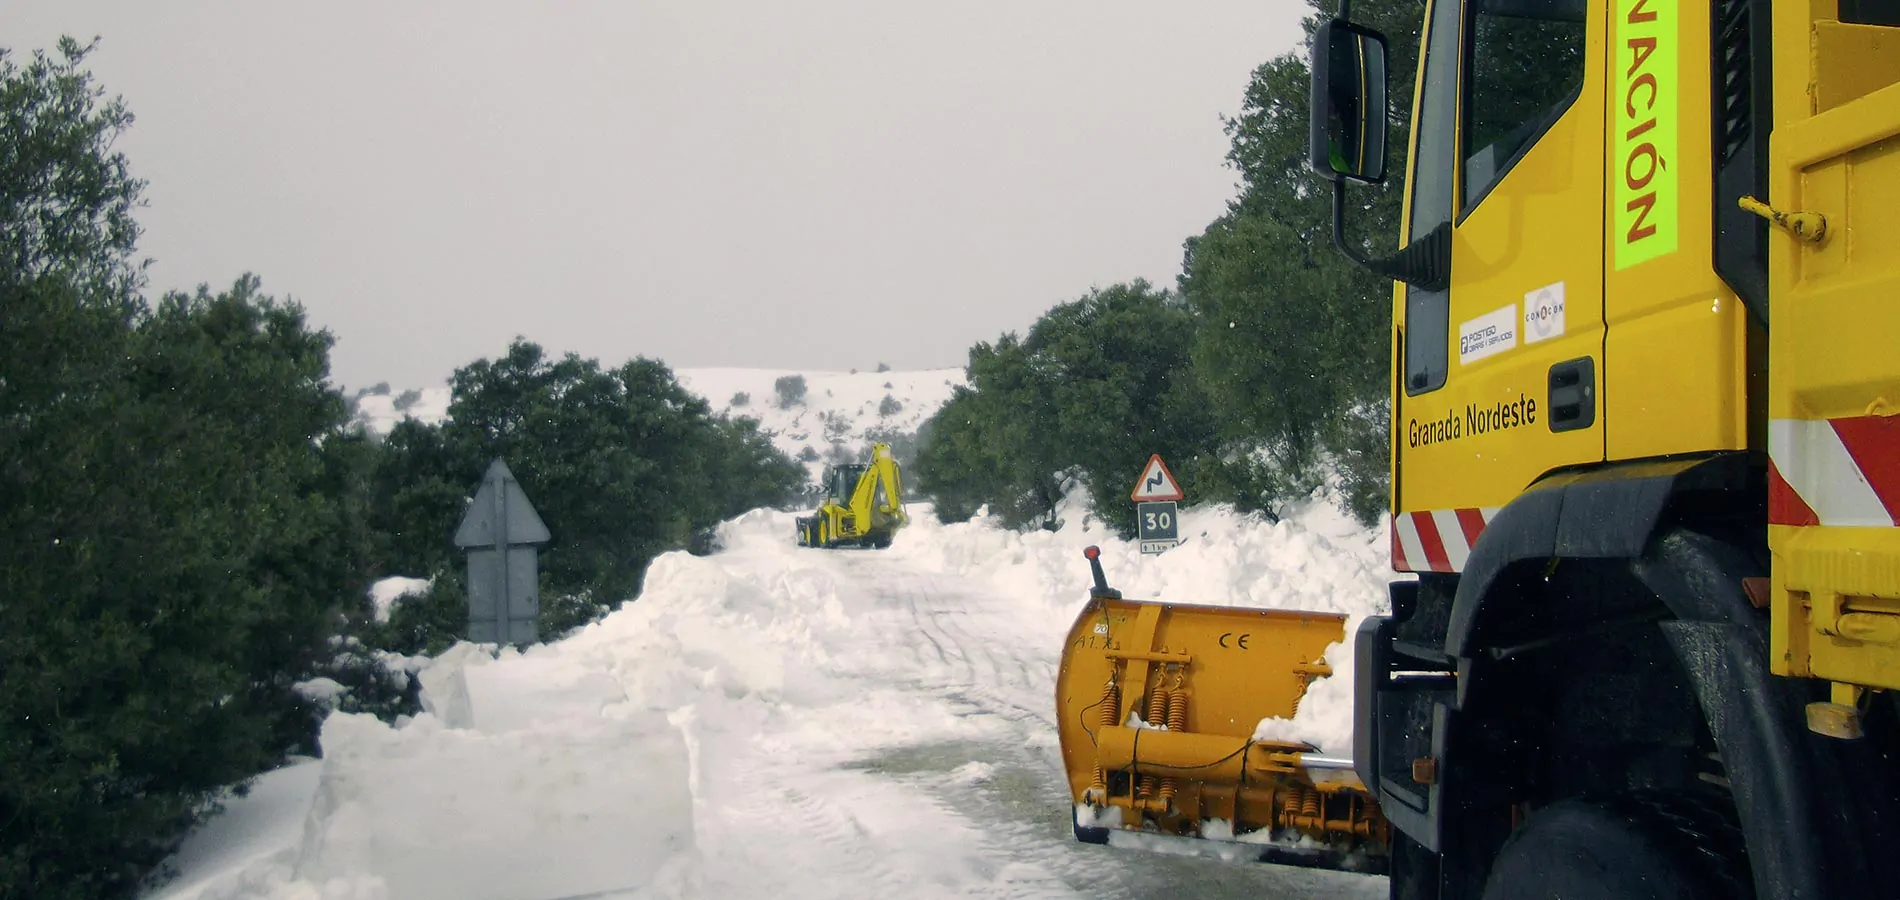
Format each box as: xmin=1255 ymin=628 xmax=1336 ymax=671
xmin=1130 ymin=454 xmax=1184 ymax=502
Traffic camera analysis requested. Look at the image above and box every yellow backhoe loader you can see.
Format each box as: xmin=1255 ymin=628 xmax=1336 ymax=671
xmin=1059 ymin=0 xmax=1900 ymax=896
xmin=795 ymin=442 xmax=908 ymax=549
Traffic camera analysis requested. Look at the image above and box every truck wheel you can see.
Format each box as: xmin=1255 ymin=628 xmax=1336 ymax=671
xmin=1480 ymin=793 xmax=1752 ymax=900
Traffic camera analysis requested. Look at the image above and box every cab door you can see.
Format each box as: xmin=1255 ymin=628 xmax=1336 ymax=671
xmin=1392 ymin=0 xmax=1604 ymax=574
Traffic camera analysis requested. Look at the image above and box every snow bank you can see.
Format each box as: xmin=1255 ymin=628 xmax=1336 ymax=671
xmin=152 ymin=483 xmax=1392 ymax=898
xmin=284 ymin=711 xmax=694 ymax=900
xmin=159 ymin=649 xmax=698 ymax=900
xmin=144 ymin=760 xmax=324 ymax=900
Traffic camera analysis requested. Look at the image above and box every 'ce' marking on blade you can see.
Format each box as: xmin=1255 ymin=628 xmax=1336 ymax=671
xmin=1219 ymin=632 xmax=1251 ymax=650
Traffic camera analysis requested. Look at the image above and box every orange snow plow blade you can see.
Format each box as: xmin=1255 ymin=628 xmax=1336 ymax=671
xmin=1055 ymin=547 xmax=1389 ymax=873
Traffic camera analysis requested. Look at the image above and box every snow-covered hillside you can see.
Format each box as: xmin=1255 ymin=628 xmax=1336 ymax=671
xmin=148 ymin=490 xmax=1392 ymax=900
xmin=349 ymin=366 xmax=966 ymax=484
xmin=675 ymin=368 xmax=964 ymax=482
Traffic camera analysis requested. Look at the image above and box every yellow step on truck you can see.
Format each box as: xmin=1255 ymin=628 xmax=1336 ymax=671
xmin=795 ymin=442 xmax=909 ymax=549
xmin=1056 ymin=0 xmax=1900 ymax=896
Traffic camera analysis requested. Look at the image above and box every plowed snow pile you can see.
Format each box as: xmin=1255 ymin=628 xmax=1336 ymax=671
xmin=150 ymin=490 xmax=1392 ymax=900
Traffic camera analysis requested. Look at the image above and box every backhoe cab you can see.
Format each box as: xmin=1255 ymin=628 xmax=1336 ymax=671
xmin=795 ymin=442 xmax=908 ymax=549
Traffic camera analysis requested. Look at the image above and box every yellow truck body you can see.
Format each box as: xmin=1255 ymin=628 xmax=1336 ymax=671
xmin=1307 ymin=0 xmax=1900 ymax=895
xmin=1763 ymin=15 xmax=1900 ymax=702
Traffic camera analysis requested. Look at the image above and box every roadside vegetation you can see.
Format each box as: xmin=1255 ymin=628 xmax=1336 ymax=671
xmin=1 ymin=3 xmax=1426 ymax=894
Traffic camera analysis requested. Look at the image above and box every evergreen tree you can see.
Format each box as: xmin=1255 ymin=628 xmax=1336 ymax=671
xmin=1 ymin=274 xmax=364 ymax=898
xmin=1 ymin=42 xmax=375 ymax=897
xmin=915 ymin=281 xmax=1220 ymax=535
xmin=0 ymin=38 xmax=145 ymax=300
xmin=773 ymin=374 xmax=807 ymax=408
xmin=369 ymin=340 xmax=806 ymax=643
xmin=1180 ymin=0 xmax=1422 ymax=524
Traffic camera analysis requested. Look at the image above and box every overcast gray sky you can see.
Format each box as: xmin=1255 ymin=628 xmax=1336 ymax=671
xmin=12 ymin=1 xmax=1309 ymax=390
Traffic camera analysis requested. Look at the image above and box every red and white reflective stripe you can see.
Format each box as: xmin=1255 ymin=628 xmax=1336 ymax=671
xmin=1391 ymin=506 xmax=1503 ymax=573
xmin=1768 ymin=415 xmax=1900 ymax=527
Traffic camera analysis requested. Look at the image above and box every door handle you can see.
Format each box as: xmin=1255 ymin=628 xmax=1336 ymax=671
xmin=1548 ymin=358 xmax=1595 ymax=432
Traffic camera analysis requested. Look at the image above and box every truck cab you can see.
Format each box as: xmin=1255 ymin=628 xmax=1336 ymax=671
xmin=1310 ymin=0 xmax=1900 ymax=895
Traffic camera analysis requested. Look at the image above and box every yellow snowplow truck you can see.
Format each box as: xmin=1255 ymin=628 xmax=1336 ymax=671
xmin=1057 ymin=547 xmax=1393 ymax=871
xmin=1299 ymin=0 xmax=1900 ymax=897
xmin=795 ymin=442 xmax=908 ymax=549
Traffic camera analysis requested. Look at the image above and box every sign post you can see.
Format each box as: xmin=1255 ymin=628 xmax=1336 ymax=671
xmin=1130 ymin=454 xmax=1184 ymax=555
xmin=454 ymin=458 xmax=552 ymax=646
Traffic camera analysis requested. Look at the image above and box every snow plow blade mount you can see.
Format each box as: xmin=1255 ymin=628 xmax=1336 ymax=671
xmin=1055 ymin=551 xmax=1389 ymax=873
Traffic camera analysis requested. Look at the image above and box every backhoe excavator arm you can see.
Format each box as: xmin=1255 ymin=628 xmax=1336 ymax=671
xmin=848 ymin=443 xmax=908 ymax=529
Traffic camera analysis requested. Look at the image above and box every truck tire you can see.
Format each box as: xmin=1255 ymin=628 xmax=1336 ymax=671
xmin=1480 ymin=793 xmax=1752 ymax=900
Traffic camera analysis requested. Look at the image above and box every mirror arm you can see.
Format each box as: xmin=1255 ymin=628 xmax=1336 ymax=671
xmin=1329 ymin=180 xmax=1452 ymax=292
xmin=1329 ymin=179 xmax=1377 ymax=270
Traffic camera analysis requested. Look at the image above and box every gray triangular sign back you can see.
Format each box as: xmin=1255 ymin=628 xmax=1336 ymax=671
xmin=454 ymin=459 xmax=551 ymax=547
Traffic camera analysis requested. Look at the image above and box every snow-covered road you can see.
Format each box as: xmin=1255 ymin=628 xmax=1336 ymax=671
xmin=685 ymin=552 xmax=1384 ymax=900
xmin=153 ymin=497 xmax=1392 ymax=900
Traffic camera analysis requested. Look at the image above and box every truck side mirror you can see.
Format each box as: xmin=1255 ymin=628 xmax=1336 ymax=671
xmin=1308 ymin=18 xmax=1390 ymax=185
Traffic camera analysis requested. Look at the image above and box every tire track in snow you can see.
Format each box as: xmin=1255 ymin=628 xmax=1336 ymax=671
xmin=904 ymin=577 xmax=971 ymax=685
xmin=855 ymin=561 xmax=976 ymax=689
xmin=695 ymin=770 xmax=916 ymax=899
xmin=916 ymin=592 xmax=1058 ymax=732
xmin=840 ymin=555 xmax=1057 ymax=720
xmin=900 ymin=586 xmax=956 ymax=674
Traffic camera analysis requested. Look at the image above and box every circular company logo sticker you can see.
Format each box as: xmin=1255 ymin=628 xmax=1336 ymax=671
xmin=1524 ymin=284 xmax=1566 ymax=343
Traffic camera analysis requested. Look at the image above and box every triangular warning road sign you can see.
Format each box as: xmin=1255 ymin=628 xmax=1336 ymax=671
xmin=1130 ymin=454 xmax=1184 ymax=502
